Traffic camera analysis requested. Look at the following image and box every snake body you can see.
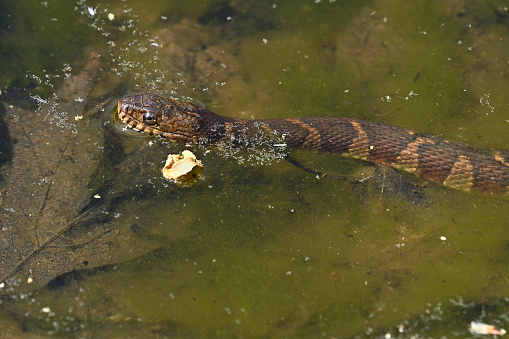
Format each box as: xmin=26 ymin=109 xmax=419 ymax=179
xmin=118 ymin=93 xmax=509 ymax=193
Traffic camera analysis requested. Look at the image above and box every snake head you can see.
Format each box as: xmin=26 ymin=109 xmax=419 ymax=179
xmin=117 ymin=94 xmax=202 ymax=143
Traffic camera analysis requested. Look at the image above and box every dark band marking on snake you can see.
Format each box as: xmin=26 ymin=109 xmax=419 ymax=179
xmin=117 ymin=93 xmax=509 ymax=194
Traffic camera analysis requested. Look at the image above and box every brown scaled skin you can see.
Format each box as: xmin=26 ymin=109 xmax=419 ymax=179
xmin=118 ymin=93 xmax=509 ymax=194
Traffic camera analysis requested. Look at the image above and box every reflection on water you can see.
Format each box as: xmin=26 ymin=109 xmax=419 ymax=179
xmin=0 ymin=0 xmax=509 ymax=337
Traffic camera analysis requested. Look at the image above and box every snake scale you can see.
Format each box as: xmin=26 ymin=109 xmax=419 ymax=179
xmin=118 ymin=93 xmax=509 ymax=194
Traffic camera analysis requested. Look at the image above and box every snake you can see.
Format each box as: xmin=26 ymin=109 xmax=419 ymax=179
xmin=117 ymin=93 xmax=509 ymax=194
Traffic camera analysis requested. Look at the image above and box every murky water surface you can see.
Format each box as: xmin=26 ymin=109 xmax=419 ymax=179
xmin=1 ymin=0 xmax=509 ymax=337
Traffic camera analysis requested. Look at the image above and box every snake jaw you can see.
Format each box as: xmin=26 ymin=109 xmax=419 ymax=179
xmin=118 ymin=104 xmax=190 ymax=143
xmin=118 ymin=110 xmax=173 ymax=141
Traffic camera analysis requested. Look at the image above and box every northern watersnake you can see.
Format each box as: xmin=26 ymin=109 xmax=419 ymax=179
xmin=118 ymin=93 xmax=509 ymax=194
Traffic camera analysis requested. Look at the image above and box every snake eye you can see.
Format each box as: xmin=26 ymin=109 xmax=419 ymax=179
xmin=143 ymin=112 xmax=157 ymax=125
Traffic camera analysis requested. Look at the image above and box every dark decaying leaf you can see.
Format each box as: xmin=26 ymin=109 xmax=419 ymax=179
xmin=0 ymin=52 xmax=166 ymax=287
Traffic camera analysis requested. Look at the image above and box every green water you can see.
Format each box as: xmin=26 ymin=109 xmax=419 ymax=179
xmin=1 ymin=0 xmax=509 ymax=337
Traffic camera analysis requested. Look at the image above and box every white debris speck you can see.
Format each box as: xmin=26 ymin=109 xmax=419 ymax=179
xmin=262 ymin=38 xmax=268 ymax=44
xmin=440 ymin=236 xmax=447 ymax=241
xmin=87 ymin=6 xmax=96 ymax=16
xmin=108 ymin=13 xmax=115 ymax=21
xmin=285 ymin=271 xmax=292 ymax=275
xmin=469 ymin=321 xmax=506 ymax=336
xmin=93 ymin=194 xmax=101 ymax=199
xmin=27 ymin=277 xmax=33 ymax=284
xmin=42 ymin=307 xmax=51 ymax=313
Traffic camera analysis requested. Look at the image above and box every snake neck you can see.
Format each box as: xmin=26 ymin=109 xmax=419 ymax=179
xmin=195 ymin=108 xmax=286 ymax=148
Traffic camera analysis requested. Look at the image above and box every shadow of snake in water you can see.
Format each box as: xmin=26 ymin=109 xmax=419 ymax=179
xmin=117 ymin=93 xmax=509 ymax=194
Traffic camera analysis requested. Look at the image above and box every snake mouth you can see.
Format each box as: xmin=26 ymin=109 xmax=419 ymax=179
xmin=118 ymin=110 xmax=143 ymax=131
xmin=116 ymin=100 xmax=153 ymax=133
xmin=118 ymin=110 xmax=162 ymax=136
xmin=117 ymin=100 xmax=158 ymax=133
